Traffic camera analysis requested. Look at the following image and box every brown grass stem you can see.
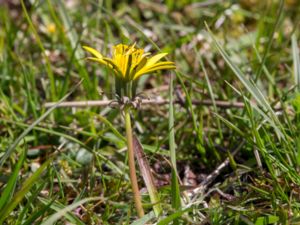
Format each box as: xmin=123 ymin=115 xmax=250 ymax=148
xmin=124 ymin=108 xmax=144 ymax=218
xmin=44 ymin=98 xmax=246 ymax=108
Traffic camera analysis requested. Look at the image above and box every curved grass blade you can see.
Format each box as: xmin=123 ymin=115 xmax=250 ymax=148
xmin=20 ymin=0 xmax=56 ymax=101
xmin=195 ymin=47 xmax=223 ymax=139
xmin=0 ymin=148 xmax=26 ymax=211
xmin=22 ymin=198 xmax=56 ymax=225
xmin=0 ymin=158 xmax=52 ymax=223
xmin=169 ymin=73 xmax=181 ymax=223
xmin=206 ymin=24 xmax=285 ymax=140
xmin=40 ymin=197 xmax=101 ymax=225
xmin=292 ymin=34 xmax=300 ymax=91
xmin=254 ymin=0 xmax=284 ymax=82
xmin=0 ymin=80 xmax=82 ymax=167
xmin=130 ymin=211 xmax=156 ymax=225
xmin=157 ymin=207 xmax=193 ymax=225
xmin=39 ymin=197 xmax=85 ymax=225
xmin=15 ymin=182 xmax=48 ymax=225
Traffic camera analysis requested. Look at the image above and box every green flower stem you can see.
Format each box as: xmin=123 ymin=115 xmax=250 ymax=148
xmin=124 ymin=108 xmax=144 ymax=218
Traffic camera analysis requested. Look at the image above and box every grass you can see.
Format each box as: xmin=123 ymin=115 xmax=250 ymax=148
xmin=1 ymin=0 xmax=300 ymax=224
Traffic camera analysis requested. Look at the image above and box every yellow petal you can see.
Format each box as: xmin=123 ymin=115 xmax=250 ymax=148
xmin=136 ymin=61 xmax=175 ymax=75
xmin=114 ymin=44 xmax=130 ymax=55
xmin=124 ymin=54 xmax=133 ymax=80
xmin=86 ymin=57 xmax=108 ymax=65
xmin=87 ymin=57 xmax=123 ymax=78
xmin=83 ymin=46 xmax=104 ymax=59
xmin=125 ymin=42 xmax=136 ymax=55
xmin=102 ymin=58 xmax=124 ymax=76
xmin=145 ymin=53 xmax=168 ymax=67
xmin=134 ymin=62 xmax=175 ymax=79
xmin=129 ymin=57 xmax=147 ymax=79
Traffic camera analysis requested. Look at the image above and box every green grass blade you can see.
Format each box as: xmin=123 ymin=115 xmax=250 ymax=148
xmin=15 ymin=182 xmax=47 ymax=225
xmin=254 ymin=0 xmax=284 ymax=82
xmin=176 ymin=71 xmax=205 ymax=156
xmin=40 ymin=197 xmax=101 ymax=225
xmin=292 ymin=34 xmax=300 ymax=91
xmin=0 ymin=81 xmax=82 ymax=167
xmin=0 ymin=148 xmax=26 ymax=211
xmin=206 ymin=25 xmax=271 ymax=113
xmin=20 ymin=0 xmax=56 ymax=101
xmin=195 ymin=48 xmax=223 ymax=139
xmin=39 ymin=197 xmax=86 ymax=225
xmin=130 ymin=211 xmax=156 ymax=225
xmin=22 ymin=65 xmax=38 ymax=119
xmin=0 ymin=158 xmax=52 ymax=223
xmin=15 ymin=180 xmax=46 ymax=225
xmin=0 ymin=118 xmax=92 ymax=152
xmin=157 ymin=207 xmax=192 ymax=225
xmin=168 ymin=73 xmax=181 ymax=216
xmin=55 ymin=0 xmax=94 ymax=97
xmin=206 ymin=24 xmax=285 ymax=140
xmin=213 ymin=113 xmax=247 ymax=140
xmin=96 ymin=114 xmax=126 ymax=142
xmin=22 ymin=198 xmax=56 ymax=225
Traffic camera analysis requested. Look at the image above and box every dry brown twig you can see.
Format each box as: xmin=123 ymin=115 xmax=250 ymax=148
xmin=189 ymin=140 xmax=245 ymax=198
xmin=44 ymin=98 xmax=245 ymax=109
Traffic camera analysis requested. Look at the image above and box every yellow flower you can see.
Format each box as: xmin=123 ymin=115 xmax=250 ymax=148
xmin=83 ymin=43 xmax=176 ymax=82
xmin=47 ymin=23 xmax=56 ymax=34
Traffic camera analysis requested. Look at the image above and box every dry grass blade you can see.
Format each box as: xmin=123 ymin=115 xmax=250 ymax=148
xmin=133 ymin=135 xmax=162 ymax=217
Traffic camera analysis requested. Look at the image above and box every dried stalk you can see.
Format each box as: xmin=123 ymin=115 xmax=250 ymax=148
xmin=44 ymin=98 xmax=246 ymax=109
